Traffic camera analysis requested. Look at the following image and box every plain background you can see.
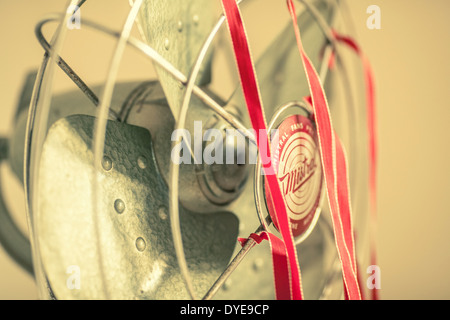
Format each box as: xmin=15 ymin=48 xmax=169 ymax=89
xmin=0 ymin=0 xmax=449 ymax=300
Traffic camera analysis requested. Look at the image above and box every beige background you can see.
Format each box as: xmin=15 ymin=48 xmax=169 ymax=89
xmin=0 ymin=0 xmax=449 ymax=299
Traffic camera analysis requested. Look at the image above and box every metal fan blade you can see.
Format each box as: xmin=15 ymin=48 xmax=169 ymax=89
xmin=35 ymin=115 xmax=238 ymax=299
xmin=136 ymin=0 xmax=216 ymax=121
xmin=225 ymin=1 xmax=334 ymax=123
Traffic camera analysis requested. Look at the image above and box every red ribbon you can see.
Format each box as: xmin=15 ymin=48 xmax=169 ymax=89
xmin=221 ymin=0 xmax=377 ymax=300
xmin=221 ymin=0 xmax=303 ymax=300
xmin=331 ymin=31 xmax=377 ymax=215
xmin=286 ymin=0 xmax=361 ymax=299
xmin=331 ymin=30 xmax=379 ymax=300
xmin=238 ymin=233 xmax=291 ymax=300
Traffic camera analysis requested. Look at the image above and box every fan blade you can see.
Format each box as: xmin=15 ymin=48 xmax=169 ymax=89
xmin=36 ymin=115 xmax=238 ymax=299
xmin=225 ymin=1 xmax=334 ymax=123
xmin=136 ymin=0 xmax=216 ymax=121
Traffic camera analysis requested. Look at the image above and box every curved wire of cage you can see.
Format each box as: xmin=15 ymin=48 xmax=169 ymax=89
xmin=24 ymin=0 xmax=88 ymax=299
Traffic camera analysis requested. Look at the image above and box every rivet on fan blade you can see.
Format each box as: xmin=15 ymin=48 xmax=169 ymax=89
xmin=114 ymin=199 xmax=126 ymax=214
xmin=158 ymin=206 xmax=168 ymax=220
xmin=164 ymin=38 xmax=170 ymax=50
xmin=135 ymin=237 xmax=146 ymax=252
xmin=102 ymin=155 xmax=113 ymax=171
xmin=193 ymin=14 xmax=199 ymax=26
xmin=177 ymin=20 xmax=183 ymax=32
xmin=137 ymin=156 xmax=147 ymax=169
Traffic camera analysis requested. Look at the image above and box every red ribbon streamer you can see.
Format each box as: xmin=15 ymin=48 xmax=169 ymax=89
xmin=238 ymin=233 xmax=291 ymax=300
xmin=286 ymin=0 xmax=361 ymax=299
xmin=221 ymin=0 xmax=303 ymax=300
xmin=331 ymin=30 xmax=379 ymax=300
xmin=222 ymin=0 xmax=377 ymax=300
xmin=331 ymin=31 xmax=377 ymax=216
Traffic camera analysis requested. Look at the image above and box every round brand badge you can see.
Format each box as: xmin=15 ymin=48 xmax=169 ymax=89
xmin=265 ymin=114 xmax=323 ymax=239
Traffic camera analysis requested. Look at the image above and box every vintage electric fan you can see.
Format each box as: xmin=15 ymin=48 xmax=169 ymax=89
xmin=0 ymin=0 xmax=373 ymax=299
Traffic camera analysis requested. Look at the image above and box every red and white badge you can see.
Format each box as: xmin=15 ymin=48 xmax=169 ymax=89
xmin=266 ymin=114 xmax=323 ymax=239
